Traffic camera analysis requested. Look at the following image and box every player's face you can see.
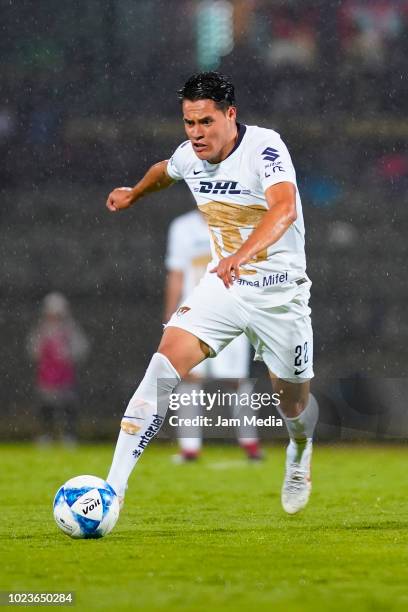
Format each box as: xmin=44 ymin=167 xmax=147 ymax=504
xmin=182 ymin=99 xmax=237 ymax=163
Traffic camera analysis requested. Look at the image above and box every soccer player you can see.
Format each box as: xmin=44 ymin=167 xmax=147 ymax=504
xmin=106 ymin=72 xmax=318 ymax=514
xmin=164 ymin=208 xmax=262 ymax=462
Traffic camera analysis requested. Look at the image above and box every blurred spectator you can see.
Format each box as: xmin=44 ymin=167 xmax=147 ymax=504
xmin=376 ymin=152 xmax=408 ymax=192
xmin=339 ymin=0 xmax=404 ymax=69
xmin=327 ymin=221 xmax=359 ymax=248
xmin=27 ymin=292 xmax=89 ymax=445
xmin=302 ymin=174 xmax=343 ymax=209
xmin=265 ymin=5 xmax=319 ymax=69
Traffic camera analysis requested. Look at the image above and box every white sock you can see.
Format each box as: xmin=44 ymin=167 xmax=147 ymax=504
xmin=106 ymin=353 xmax=180 ymax=496
xmin=278 ymin=393 xmax=318 ymax=459
xmin=231 ymin=381 xmax=259 ymax=444
xmin=176 ymin=381 xmax=203 ymax=454
xmin=179 ymin=436 xmax=202 ymax=454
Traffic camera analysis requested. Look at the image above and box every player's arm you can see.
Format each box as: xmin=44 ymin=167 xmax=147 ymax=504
xmin=237 ymin=181 xmax=296 ymax=261
xmin=163 ymin=270 xmax=184 ymax=324
xmin=106 ymin=160 xmax=175 ymax=212
xmin=211 ymin=181 xmax=296 ymax=288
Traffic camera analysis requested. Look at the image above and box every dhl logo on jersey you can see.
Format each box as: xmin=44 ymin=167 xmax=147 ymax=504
xmin=194 ymin=180 xmax=250 ymax=196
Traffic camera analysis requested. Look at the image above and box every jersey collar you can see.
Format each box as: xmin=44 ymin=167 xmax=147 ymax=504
xmin=224 ymin=122 xmax=246 ymax=160
xmin=204 ymin=123 xmax=247 ymax=169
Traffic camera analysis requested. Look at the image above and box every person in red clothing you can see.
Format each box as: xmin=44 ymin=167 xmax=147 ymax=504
xmin=27 ymin=292 xmax=89 ymax=444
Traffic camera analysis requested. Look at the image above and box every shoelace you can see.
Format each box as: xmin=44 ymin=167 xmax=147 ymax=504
xmin=285 ymin=463 xmax=308 ymax=494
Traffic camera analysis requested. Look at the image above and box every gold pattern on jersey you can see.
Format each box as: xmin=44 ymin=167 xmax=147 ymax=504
xmin=192 ymin=253 xmax=212 ymax=285
xmin=198 ymin=200 xmax=268 ymax=274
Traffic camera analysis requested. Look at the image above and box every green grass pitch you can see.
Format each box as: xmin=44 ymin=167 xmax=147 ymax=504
xmin=1 ymin=442 xmax=408 ymax=611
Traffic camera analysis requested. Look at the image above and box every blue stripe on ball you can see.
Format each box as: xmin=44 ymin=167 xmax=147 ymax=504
xmin=64 ymin=487 xmax=94 ymax=507
xmin=73 ymin=512 xmax=101 ymax=536
xmin=99 ymin=488 xmax=115 ymax=515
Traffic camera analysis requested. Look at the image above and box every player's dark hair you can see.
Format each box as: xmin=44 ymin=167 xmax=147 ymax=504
xmin=177 ymin=72 xmax=235 ymax=111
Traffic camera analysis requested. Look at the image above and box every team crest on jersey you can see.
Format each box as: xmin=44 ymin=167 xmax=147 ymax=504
xmin=177 ymin=306 xmax=191 ymax=316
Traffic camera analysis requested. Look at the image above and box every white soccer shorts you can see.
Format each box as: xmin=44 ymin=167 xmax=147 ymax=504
xmin=166 ymin=272 xmax=314 ymax=381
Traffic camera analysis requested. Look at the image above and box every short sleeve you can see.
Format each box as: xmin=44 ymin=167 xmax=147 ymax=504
xmin=166 ymin=141 xmax=190 ymax=181
xmin=165 ymin=219 xmax=188 ymax=271
xmin=258 ymin=137 xmax=297 ymax=192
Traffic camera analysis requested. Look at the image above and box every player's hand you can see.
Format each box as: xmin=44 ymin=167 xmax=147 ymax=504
xmin=106 ymin=187 xmax=135 ymax=212
xmin=210 ymin=253 xmax=246 ymax=288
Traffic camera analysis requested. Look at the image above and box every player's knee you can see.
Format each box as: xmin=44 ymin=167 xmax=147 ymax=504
xmin=156 ymin=344 xmax=181 ymax=378
xmin=277 ymin=386 xmax=310 ymax=418
xmin=279 ymin=396 xmax=308 ymax=418
xmin=157 ymin=338 xmax=175 ymax=360
xmin=270 ymin=375 xmax=310 ymax=417
xmin=157 ymin=328 xmax=178 ymax=355
xmin=157 ymin=336 xmax=209 ymax=378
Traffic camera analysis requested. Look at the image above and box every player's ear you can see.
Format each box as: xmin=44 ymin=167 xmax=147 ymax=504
xmin=226 ymin=106 xmax=237 ymax=121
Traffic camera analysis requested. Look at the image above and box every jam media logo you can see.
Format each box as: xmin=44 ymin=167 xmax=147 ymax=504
xmin=198 ymin=180 xmax=242 ymax=195
xmin=177 ymin=306 xmax=191 ymax=316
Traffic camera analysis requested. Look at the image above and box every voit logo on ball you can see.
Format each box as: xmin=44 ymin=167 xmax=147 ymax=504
xmin=80 ymin=497 xmax=101 ymax=516
xmin=70 ymin=489 xmax=103 ymax=521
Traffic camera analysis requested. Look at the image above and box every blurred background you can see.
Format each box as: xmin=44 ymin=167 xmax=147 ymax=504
xmin=1 ymin=0 xmax=407 ymax=441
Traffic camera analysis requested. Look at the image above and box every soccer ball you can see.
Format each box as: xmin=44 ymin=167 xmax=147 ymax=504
xmin=53 ymin=475 xmax=119 ymax=539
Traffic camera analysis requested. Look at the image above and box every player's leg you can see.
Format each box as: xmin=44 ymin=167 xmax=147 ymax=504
xmin=157 ymin=327 xmax=211 ymax=377
xmin=37 ymin=397 xmax=54 ymax=445
xmin=269 ymin=375 xmax=318 ymax=514
xmin=235 ymin=383 xmax=264 ymax=461
xmin=247 ymin=282 xmax=316 ymax=513
xmin=232 ymin=341 xmax=263 ymax=462
xmin=172 ymin=371 xmax=205 ymax=463
xmin=210 ymin=334 xmax=263 ymax=461
xmin=106 ymin=327 xmax=209 ymax=500
xmin=171 ymin=339 xmax=214 ymax=462
xmin=107 ymin=271 xmax=245 ymax=504
xmin=60 ymin=390 xmax=78 ymax=446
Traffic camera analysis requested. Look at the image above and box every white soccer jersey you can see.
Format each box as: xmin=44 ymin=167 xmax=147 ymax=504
xmin=165 ymin=210 xmax=212 ymax=300
xmin=167 ymin=124 xmax=309 ymax=307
